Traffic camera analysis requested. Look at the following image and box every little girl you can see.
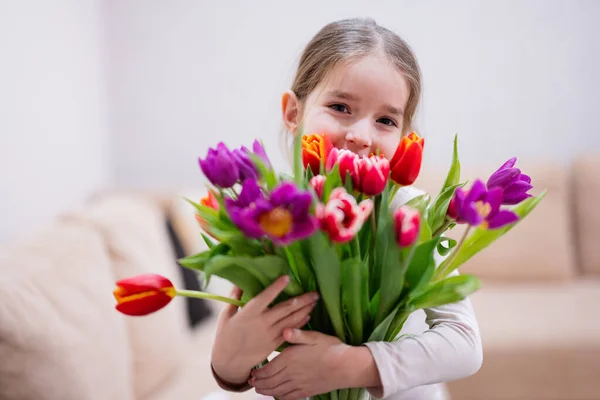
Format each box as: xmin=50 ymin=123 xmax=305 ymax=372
xmin=210 ymin=18 xmax=482 ymax=400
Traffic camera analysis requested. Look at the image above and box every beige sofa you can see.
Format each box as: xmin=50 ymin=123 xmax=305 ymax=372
xmin=0 ymin=153 xmax=598 ymax=400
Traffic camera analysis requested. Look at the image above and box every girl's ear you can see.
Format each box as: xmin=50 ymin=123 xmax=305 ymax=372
xmin=281 ymin=90 xmax=300 ymax=134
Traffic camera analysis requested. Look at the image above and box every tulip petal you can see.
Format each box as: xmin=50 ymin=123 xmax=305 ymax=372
xmin=486 ymin=209 xmax=519 ymax=229
xmin=502 ymin=191 xmax=532 ymax=205
xmin=116 ymin=291 xmax=174 ymax=316
xmin=459 ymin=203 xmax=484 ymax=226
xmin=484 ymin=186 xmax=504 ymax=215
xmin=465 ymin=180 xmax=487 ymax=204
xmin=519 ymin=173 xmax=532 ymax=184
xmin=115 ymin=274 xmax=174 ymax=293
xmin=497 ymin=157 xmax=517 ymax=170
xmin=486 ymin=167 xmax=520 ymax=189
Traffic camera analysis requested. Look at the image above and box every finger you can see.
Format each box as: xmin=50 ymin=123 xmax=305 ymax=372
xmin=217 ymin=286 xmax=243 ymax=326
xmin=267 ymin=291 xmax=319 ymax=325
xmin=251 ymin=356 xmax=286 ymax=379
xmin=250 ymin=365 xmax=288 ymax=390
xmin=281 ymin=389 xmax=309 ymax=400
xmin=283 ymin=328 xmax=324 ymax=345
xmin=244 ymin=275 xmax=290 ymax=314
xmin=253 ymin=379 xmax=295 ymax=398
xmin=273 ymin=303 xmax=313 ymax=333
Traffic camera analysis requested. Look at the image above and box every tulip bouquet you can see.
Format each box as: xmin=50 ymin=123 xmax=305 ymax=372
xmin=113 ymin=131 xmax=544 ymax=400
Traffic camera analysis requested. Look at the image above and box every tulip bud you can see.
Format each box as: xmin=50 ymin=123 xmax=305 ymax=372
xmin=390 ymin=132 xmax=424 ymax=186
xmin=302 ymin=134 xmax=334 ymax=176
xmin=199 ymin=143 xmax=240 ymax=188
xmin=394 ymin=206 xmax=421 ymax=247
xmin=113 ymin=274 xmax=176 ymax=316
xmin=358 ymin=156 xmax=390 ymax=196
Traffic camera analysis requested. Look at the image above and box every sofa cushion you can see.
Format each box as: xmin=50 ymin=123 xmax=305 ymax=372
xmin=63 ymin=193 xmax=191 ymax=400
xmin=447 ymin=280 xmax=600 ymax=399
xmin=414 ymin=159 xmax=577 ymax=281
xmin=0 ymin=221 xmax=133 ymax=400
xmin=571 ymin=154 xmax=600 ymax=276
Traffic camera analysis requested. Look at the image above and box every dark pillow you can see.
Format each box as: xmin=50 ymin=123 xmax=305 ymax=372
xmin=165 ymin=216 xmax=212 ymax=328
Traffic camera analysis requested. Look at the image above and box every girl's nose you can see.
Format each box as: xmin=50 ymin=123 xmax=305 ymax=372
xmin=345 ymin=132 xmax=372 ymax=150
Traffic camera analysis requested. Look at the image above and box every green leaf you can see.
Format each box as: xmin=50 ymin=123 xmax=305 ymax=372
xmin=341 ymin=258 xmax=366 ymax=345
xmin=410 ymin=274 xmax=481 ymax=310
xmin=417 ymin=215 xmax=433 ymax=245
xmin=368 ymin=303 xmax=399 ymax=342
xmin=344 ymin=172 xmax=354 ymax=194
xmin=204 ymin=255 xmax=303 ymax=297
xmin=428 ymin=182 xmax=466 ymax=234
xmin=405 ymin=193 xmax=431 ymax=217
xmin=201 ymin=233 xmax=216 ymax=249
xmin=441 ymin=134 xmax=461 ymax=192
xmin=404 ymin=237 xmax=441 ymax=298
xmin=374 ymin=216 xmax=404 ymax=327
xmin=385 ymin=306 xmax=413 ymax=341
xmin=436 ymin=191 xmax=546 ymax=278
xmin=307 ymin=232 xmax=345 ymax=341
xmin=437 ymin=237 xmax=457 ymax=256
xmin=250 ymin=153 xmax=278 ymax=190
xmin=323 ymin=163 xmax=341 ymax=202
xmin=178 ymin=243 xmax=230 ymax=271
xmin=370 ymin=191 xmax=387 ymax=299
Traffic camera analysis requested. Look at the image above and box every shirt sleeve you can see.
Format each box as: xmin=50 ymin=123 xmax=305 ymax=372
xmin=362 ymin=268 xmax=483 ymax=399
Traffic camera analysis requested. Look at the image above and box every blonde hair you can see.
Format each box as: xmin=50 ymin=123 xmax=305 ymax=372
xmin=290 ymin=17 xmax=422 ymax=134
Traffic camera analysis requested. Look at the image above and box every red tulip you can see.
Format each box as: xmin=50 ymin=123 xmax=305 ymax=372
xmin=358 ymin=156 xmax=390 ymax=196
xmin=394 ymin=205 xmax=420 ymax=247
xmin=316 ymin=188 xmax=373 ymax=243
xmin=310 ymin=175 xmax=326 ymax=199
xmin=113 ymin=274 xmax=176 ymax=316
xmin=302 ymin=134 xmax=334 ymax=176
xmin=390 ymin=132 xmax=424 ymax=186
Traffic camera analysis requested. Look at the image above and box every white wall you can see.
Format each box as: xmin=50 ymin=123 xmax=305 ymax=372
xmin=0 ymin=1 xmax=109 ymax=242
xmin=107 ymin=0 xmax=600 ymax=190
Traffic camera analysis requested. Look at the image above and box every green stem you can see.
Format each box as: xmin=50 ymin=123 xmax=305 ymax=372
xmin=432 ymin=218 xmax=452 ymax=237
xmin=351 ymin=237 xmax=361 ymax=260
xmin=434 ymin=226 xmax=472 ymax=280
xmin=175 ymin=289 xmax=245 ymax=307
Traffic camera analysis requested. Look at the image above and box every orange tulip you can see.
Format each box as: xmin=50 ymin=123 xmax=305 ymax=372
xmin=113 ymin=274 xmax=176 ymax=316
xmin=390 ymin=132 xmax=424 ymax=186
xmin=302 ymin=134 xmax=334 ymax=176
xmin=196 ymin=191 xmax=220 ymax=234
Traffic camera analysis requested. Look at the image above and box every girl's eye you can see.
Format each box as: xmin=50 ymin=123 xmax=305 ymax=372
xmin=377 ymin=117 xmax=397 ymax=127
xmin=329 ymin=104 xmax=350 ymax=114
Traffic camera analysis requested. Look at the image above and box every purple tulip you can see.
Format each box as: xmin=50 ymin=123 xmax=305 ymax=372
xmin=232 ymin=147 xmax=259 ymax=182
xmin=486 ymin=157 xmax=533 ymax=205
xmin=225 ymin=180 xmax=317 ymax=245
xmin=252 ymin=140 xmax=271 ymax=169
xmin=452 ymin=179 xmax=519 ymax=229
xmin=198 ymin=143 xmax=239 ymax=188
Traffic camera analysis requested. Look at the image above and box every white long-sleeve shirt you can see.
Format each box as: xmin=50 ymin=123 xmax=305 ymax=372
xmin=362 ymin=187 xmax=483 ymax=400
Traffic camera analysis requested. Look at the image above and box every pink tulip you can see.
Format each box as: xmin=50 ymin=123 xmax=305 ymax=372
xmin=317 ymin=188 xmax=373 ymax=243
xmin=394 ymin=206 xmax=421 ymax=247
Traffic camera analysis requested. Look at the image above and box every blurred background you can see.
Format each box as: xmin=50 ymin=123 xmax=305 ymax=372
xmin=2 ymin=0 xmax=599 ymax=242
xmin=1 ymin=1 xmax=599 ymax=400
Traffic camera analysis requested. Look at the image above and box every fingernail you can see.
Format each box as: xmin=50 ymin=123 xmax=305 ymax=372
xmin=281 ymin=275 xmax=290 ymax=284
xmin=312 ymin=293 xmax=320 ymax=301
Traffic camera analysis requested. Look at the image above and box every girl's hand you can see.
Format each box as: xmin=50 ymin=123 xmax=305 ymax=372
xmin=211 ymin=276 xmax=320 ymax=386
xmin=250 ymin=328 xmax=382 ymax=400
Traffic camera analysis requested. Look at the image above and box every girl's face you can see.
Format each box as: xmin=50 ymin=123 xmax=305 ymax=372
xmin=282 ymin=54 xmax=410 ymax=159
